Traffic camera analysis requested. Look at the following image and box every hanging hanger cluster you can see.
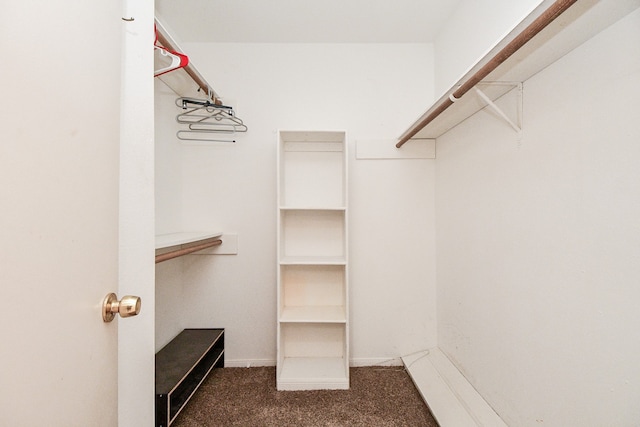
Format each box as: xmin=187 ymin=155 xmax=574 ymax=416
xmin=175 ymin=97 xmax=248 ymax=143
xmin=154 ymin=25 xmax=189 ymax=77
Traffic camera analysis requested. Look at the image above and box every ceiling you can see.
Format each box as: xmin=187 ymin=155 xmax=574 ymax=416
xmin=155 ymin=0 xmax=463 ymax=43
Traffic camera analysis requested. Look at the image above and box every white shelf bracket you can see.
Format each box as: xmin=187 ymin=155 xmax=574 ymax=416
xmin=474 ymin=83 xmax=523 ymax=137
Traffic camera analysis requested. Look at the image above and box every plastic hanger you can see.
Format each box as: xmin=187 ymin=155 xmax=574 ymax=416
xmin=154 ymin=46 xmax=189 ymax=77
xmin=153 ymin=25 xmax=189 ymax=77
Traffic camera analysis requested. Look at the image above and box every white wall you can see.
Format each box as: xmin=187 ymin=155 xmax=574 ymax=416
xmin=155 ymin=81 xmax=188 ymax=350
xmin=436 ymin=9 xmax=640 ymax=426
xmin=433 ymin=0 xmax=542 ymax=98
xmin=154 ymin=43 xmax=437 ymax=365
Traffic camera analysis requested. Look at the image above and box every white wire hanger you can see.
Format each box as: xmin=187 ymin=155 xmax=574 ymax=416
xmin=174 ymin=97 xmax=248 ymax=143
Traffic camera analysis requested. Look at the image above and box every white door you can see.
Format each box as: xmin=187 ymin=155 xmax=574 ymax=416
xmin=0 ymin=1 xmax=154 ymax=426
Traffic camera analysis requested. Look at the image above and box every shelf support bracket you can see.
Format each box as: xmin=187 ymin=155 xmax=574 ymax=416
xmin=474 ymin=83 xmax=522 ymax=135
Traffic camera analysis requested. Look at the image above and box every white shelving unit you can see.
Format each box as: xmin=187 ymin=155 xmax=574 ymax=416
xmin=276 ymin=130 xmax=349 ymax=391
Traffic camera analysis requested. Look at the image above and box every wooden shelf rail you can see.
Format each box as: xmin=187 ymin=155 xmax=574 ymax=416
xmin=155 ymin=18 xmax=222 ymax=105
xmin=155 ymin=239 xmax=222 ymax=263
xmin=396 ymin=0 xmax=577 ymax=148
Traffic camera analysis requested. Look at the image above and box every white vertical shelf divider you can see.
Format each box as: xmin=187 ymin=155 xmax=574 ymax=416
xmin=276 ymin=130 xmax=349 ymax=391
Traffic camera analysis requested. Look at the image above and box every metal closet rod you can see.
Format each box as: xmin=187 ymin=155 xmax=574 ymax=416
xmin=177 ymin=97 xmax=234 ymax=111
xmin=155 ymin=29 xmax=223 ymax=105
xmin=396 ymin=0 xmax=578 ymax=148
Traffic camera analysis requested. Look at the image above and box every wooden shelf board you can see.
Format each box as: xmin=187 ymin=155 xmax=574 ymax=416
xmin=279 ymin=256 xmax=346 ymax=265
xmin=155 ymin=231 xmax=223 ymax=250
xmin=413 ymin=83 xmax=517 ymax=139
xmin=280 ymin=206 xmax=346 ymax=211
xmin=278 ymin=357 xmax=349 ymax=390
xmin=403 ymin=348 xmax=507 ymax=427
xmin=280 ymin=306 xmax=346 ymax=323
xmin=154 ymin=15 xmax=220 ymax=102
xmin=157 ymin=68 xmax=203 ymax=100
xmin=279 ymin=130 xmax=346 ymax=144
xmin=155 ymin=329 xmax=224 ymax=394
xmin=403 ymin=0 xmax=639 ymax=140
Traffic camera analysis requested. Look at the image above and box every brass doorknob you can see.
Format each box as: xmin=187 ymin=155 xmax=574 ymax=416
xmin=102 ymin=293 xmax=141 ymax=322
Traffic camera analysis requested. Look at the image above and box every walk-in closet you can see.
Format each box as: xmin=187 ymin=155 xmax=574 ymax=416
xmin=5 ymin=0 xmax=639 ymax=425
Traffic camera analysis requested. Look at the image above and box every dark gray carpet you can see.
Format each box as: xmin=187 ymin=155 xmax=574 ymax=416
xmin=173 ymin=366 xmax=438 ymax=426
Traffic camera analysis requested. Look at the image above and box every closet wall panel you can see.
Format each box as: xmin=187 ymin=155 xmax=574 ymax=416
xmin=436 ymin=9 xmax=640 ymax=426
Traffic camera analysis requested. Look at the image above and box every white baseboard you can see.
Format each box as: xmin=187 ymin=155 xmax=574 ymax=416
xmin=403 ymin=348 xmax=507 ymax=427
xmin=350 ymin=357 xmax=403 ymax=367
xmin=224 ymin=357 xmax=404 ymax=368
xmin=224 ymin=359 xmax=276 ymax=368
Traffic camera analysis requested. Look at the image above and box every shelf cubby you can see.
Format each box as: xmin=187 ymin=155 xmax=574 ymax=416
xmin=280 ymin=209 xmax=345 ymax=260
xmin=278 ymin=323 xmax=348 ymax=390
xmin=280 ymin=264 xmax=346 ymax=323
xmin=278 ymin=131 xmax=346 ymax=208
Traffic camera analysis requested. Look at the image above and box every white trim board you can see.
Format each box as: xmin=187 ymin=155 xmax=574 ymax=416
xmin=193 ymin=233 xmax=239 ymax=255
xmin=403 ymin=348 xmax=507 ymax=427
xmin=225 ymin=358 xmax=277 ymax=368
xmin=226 ymin=357 xmax=405 ymax=368
xmin=350 ymin=357 xmax=403 ymax=367
xmin=356 ymin=138 xmax=435 ymax=159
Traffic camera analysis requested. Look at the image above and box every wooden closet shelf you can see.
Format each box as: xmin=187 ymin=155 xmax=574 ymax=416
xmin=155 ymin=232 xmax=223 ymax=263
xmin=155 ymin=16 xmax=222 ymax=104
xmin=397 ymin=0 xmax=638 ymax=144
